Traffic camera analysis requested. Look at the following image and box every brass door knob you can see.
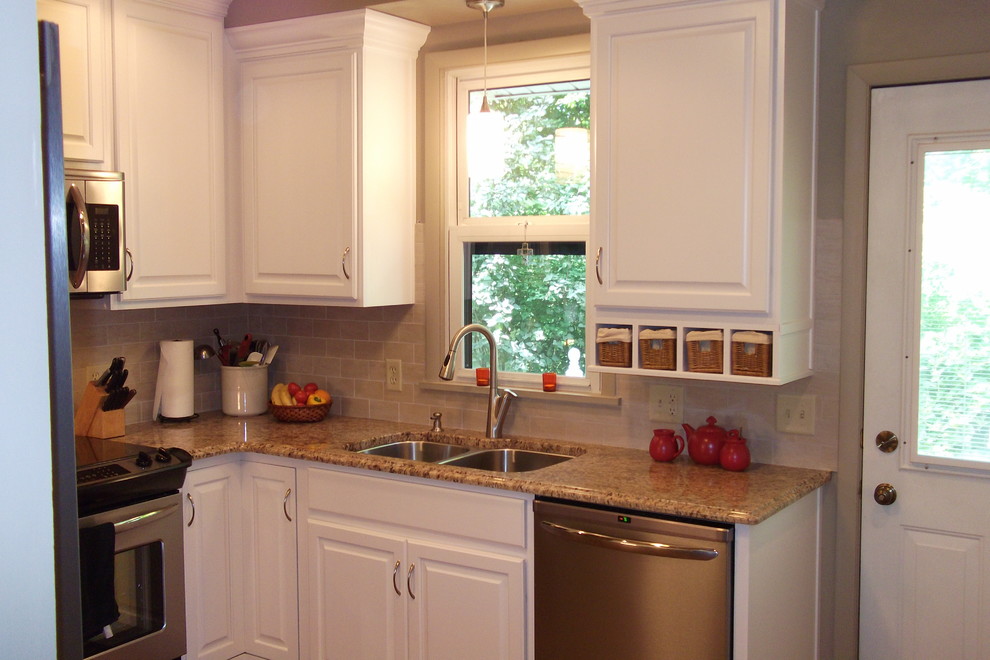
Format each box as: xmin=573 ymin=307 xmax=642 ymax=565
xmin=873 ymin=483 xmax=897 ymax=505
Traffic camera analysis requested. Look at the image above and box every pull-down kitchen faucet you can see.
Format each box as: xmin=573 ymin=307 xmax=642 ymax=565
xmin=438 ymin=323 xmax=517 ymax=439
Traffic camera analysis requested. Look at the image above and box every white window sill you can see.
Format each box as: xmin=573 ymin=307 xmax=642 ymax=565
xmin=419 ymin=380 xmax=621 ymax=407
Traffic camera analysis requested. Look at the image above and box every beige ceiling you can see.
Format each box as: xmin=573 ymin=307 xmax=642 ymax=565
xmin=225 ymin=0 xmax=579 ymax=28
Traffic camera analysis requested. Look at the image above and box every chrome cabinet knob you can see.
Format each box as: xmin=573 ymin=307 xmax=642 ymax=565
xmin=873 ymin=483 xmax=897 ymax=505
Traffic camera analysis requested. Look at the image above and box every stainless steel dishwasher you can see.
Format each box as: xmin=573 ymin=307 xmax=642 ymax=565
xmin=534 ymin=498 xmax=733 ymax=659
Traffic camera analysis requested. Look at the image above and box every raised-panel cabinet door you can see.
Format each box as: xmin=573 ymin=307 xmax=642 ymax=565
xmin=407 ymin=540 xmax=526 ymax=660
xmin=112 ymin=0 xmax=226 ymax=305
xmin=239 ymin=50 xmax=356 ymax=301
xmin=301 ymin=519 xmax=406 ymax=660
xmin=182 ymin=463 xmax=242 ymax=660
xmin=37 ymin=0 xmax=112 ymax=165
xmin=241 ymin=462 xmax=298 ymax=660
xmin=590 ymin=0 xmax=772 ymax=314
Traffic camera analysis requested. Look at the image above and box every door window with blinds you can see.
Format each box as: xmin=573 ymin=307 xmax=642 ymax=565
xmin=914 ymin=142 xmax=990 ymax=469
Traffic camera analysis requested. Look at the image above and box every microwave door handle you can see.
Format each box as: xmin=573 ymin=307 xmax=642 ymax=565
xmin=125 ymin=248 xmax=134 ymax=281
xmin=67 ymin=184 xmax=90 ymax=289
xmin=539 ymin=520 xmax=720 ymax=561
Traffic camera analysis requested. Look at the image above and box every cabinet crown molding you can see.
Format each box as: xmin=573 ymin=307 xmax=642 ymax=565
xmin=575 ymin=0 xmax=825 ymax=18
xmin=134 ymin=0 xmax=232 ymax=19
xmin=227 ymin=8 xmax=430 ymax=59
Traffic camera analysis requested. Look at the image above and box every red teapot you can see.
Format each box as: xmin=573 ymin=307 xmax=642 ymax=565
xmin=649 ymin=428 xmax=685 ymax=462
xmin=720 ymin=429 xmax=751 ymax=471
xmin=682 ymin=416 xmax=729 ymax=466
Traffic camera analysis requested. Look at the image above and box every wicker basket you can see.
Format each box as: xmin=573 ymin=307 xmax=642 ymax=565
xmin=269 ymin=401 xmax=332 ymax=423
xmin=639 ymin=328 xmax=676 ymax=370
xmin=731 ymin=331 xmax=772 ymax=377
xmin=598 ymin=341 xmax=632 ymax=367
xmin=596 ymin=327 xmax=632 ymax=368
xmin=686 ymin=330 xmax=724 ymax=373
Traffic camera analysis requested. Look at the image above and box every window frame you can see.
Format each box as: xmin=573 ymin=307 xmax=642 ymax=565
xmin=424 ymin=36 xmax=602 ymax=394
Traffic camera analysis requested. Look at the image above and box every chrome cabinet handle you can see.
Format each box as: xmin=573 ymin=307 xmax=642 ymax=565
xmin=407 ymin=563 xmax=416 ymax=600
xmin=282 ymin=487 xmax=292 ymax=522
xmin=67 ymin=184 xmax=90 ymax=289
xmin=594 ymin=246 xmax=603 ymax=285
xmin=114 ymin=503 xmax=180 ymax=534
xmin=540 ymin=520 xmax=719 ymax=560
xmin=125 ymin=248 xmax=134 ymax=282
xmin=186 ymin=493 xmax=195 ymax=527
xmin=341 ymin=246 xmax=351 ymax=280
xmin=392 ymin=560 xmax=401 ymax=596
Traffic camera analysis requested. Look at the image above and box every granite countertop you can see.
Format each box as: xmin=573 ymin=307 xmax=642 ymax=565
xmin=121 ymin=411 xmax=831 ymax=525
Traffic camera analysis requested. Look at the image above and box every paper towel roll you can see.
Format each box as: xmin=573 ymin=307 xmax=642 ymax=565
xmin=153 ymin=339 xmax=194 ymax=420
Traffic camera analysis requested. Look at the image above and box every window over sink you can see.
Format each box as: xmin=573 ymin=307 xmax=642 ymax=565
xmin=426 ymin=38 xmax=595 ymax=392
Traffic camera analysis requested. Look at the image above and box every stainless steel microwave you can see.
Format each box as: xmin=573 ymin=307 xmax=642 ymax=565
xmin=66 ymin=169 xmax=128 ymax=295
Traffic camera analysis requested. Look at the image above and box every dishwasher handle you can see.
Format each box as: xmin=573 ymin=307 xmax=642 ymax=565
xmin=540 ymin=520 xmax=719 ymax=561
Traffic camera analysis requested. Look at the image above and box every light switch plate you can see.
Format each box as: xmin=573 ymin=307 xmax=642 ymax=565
xmin=776 ymin=394 xmax=816 ymax=435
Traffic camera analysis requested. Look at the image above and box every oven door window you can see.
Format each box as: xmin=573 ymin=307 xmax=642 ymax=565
xmin=84 ymin=540 xmax=165 ymax=656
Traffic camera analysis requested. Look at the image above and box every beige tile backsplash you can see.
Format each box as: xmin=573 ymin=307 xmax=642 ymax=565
xmin=70 ymin=218 xmax=841 ymax=471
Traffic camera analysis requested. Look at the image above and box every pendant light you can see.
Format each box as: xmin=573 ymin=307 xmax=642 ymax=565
xmin=466 ymin=0 xmax=506 ymax=180
xmin=554 ymin=127 xmax=590 ymax=181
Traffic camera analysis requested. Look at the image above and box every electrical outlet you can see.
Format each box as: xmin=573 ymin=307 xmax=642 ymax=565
xmin=648 ymin=384 xmax=683 ymax=423
xmin=776 ymin=394 xmax=816 ymax=435
xmin=88 ymin=366 xmax=104 ymax=382
xmin=386 ymin=359 xmax=402 ymax=392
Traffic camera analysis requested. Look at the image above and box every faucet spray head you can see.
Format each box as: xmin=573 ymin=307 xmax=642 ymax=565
xmin=438 ymin=351 xmax=456 ymax=380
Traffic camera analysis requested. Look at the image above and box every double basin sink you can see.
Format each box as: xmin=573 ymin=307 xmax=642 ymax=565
xmin=350 ymin=433 xmax=580 ymax=473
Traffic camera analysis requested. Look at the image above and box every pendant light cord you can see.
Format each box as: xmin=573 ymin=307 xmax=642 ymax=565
xmin=481 ymin=8 xmax=491 ymax=113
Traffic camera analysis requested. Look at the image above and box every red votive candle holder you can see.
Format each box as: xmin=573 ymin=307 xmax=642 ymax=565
xmin=476 ymin=367 xmax=490 ymax=386
xmin=542 ymin=372 xmax=557 ymax=392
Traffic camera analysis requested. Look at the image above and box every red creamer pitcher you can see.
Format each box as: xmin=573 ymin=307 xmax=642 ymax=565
xmin=649 ymin=428 xmax=685 ymax=462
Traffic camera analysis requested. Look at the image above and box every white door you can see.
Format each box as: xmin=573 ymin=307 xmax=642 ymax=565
xmin=861 ymin=78 xmax=990 ymax=658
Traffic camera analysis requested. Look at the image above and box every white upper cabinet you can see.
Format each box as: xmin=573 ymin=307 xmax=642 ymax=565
xmin=577 ymin=0 xmax=822 ymax=384
xmin=229 ymin=10 xmax=429 ymax=306
xmin=37 ymin=0 xmax=113 ymax=166
xmin=111 ymin=0 xmax=229 ymax=307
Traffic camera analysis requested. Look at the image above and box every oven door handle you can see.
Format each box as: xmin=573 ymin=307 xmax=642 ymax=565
xmin=539 ymin=520 xmax=719 ymax=560
xmin=113 ymin=502 xmax=180 ymax=534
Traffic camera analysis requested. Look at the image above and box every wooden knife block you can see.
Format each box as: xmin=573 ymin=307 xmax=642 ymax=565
xmin=74 ymin=381 xmax=125 ymax=439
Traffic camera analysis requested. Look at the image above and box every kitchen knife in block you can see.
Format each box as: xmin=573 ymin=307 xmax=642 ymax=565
xmin=73 ymin=381 xmax=107 ymax=437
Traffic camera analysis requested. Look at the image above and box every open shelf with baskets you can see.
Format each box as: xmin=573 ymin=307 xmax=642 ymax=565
xmin=591 ymin=321 xmax=809 ymax=385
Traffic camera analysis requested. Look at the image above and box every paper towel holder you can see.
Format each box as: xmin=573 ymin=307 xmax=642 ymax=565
xmin=154 ymin=338 xmax=199 ymax=423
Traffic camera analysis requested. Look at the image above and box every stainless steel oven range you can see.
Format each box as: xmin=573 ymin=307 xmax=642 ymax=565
xmin=76 ymin=437 xmax=192 ymax=660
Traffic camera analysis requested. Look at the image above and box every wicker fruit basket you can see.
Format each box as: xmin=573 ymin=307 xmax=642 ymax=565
xmin=269 ymin=402 xmax=332 ymax=423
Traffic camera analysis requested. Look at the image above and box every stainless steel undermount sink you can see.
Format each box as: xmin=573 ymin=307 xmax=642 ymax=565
xmin=358 ymin=440 xmax=471 ymax=462
xmin=439 ymin=448 xmax=572 ymax=473
xmin=353 ymin=435 xmax=577 ymax=473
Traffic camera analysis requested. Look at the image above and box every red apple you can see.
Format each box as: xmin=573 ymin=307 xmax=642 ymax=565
xmin=287 ymin=382 xmax=301 ymax=396
xmin=294 ymin=390 xmax=309 ymax=405
xmin=304 ymin=382 xmax=319 ymax=394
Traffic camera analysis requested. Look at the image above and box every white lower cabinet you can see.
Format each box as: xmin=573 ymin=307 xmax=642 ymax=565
xmin=183 ymin=458 xmax=297 ymax=660
xmin=182 ymin=460 xmax=243 ymax=660
xmin=240 ymin=461 xmax=298 ymax=660
xmin=183 ymin=457 xmax=531 ymax=660
xmin=300 ymin=466 xmax=532 ymax=660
